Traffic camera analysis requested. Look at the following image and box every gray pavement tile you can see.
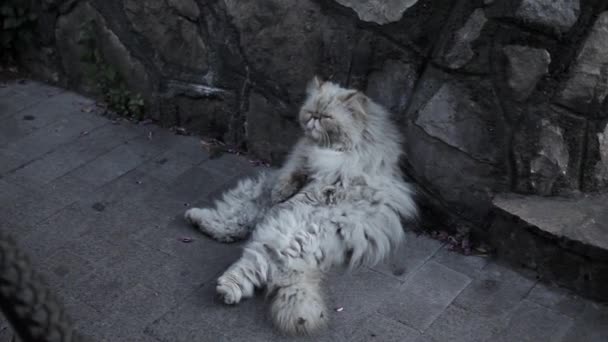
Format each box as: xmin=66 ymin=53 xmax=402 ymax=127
xmin=424 ymin=303 xmax=508 ymax=342
xmin=8 ymin=122 xmax=141 ymax=184
xmin=198 ymin=153 xmax=257 ymax=180
xmin=81 ymin=169 xmax=166 ymax=207
xmin=348 ymin=313 xmax=421 ymax=342
xmin=3 ymin=177 xmax=90 ymax=226
xmin=373 ymin=233 xmax=444 ymax=281
xmin=144 ymin=284 xmax=239 ymax=342
xmin=431 ymin=245 xmax=489 ymax=278
xmin=0 ymin=111 xmax=107 ymax=161
xmin=0 ymin=178 xmax=28 ymax=208
xmin=560 ymin=302 xmax=608 ymax=342
xmin=0 ymin=175 xmax=93 ymax=229
xmin=78 ymin=201 xmax=168 ymax=243
xmin=490 ymin=300 xmax=574 ymax=342
xmin=42 ymin=247 xmax=96 ymax=291
xmin=99 ymin=284 xmax=177 ymax=341
xmin=164 ymin=165 xmax=237 ymax=203
xmin=327 ymin=269 xmax=403 ymax=328
xmin=132 ymin=215 xmax=238 ymax=262
xmin=0 ymin=80 xmax=64 ymax=117
xmin=0 ymin=150 xmax=28 ymax=175
xmin=70 ymin=268 xmax=141 ymax=313
xmin=18 ymin=201 xmax=102 ymax=263
xmin=69 ymin=139 xmax=161 ymax=188
xmin=0 ymin=91 xmax=94 ymax=147
xmin=526 ymin=282 xmax=588 ymax=319
xmin=451 ymin=262 xmax=537 ymax=318
xmin=138 ymin=153 xmax=203 ymax=185
xmin=133 ymin=218 xmax=242 ymax=302
xmin=378 ymin=261 xmax=471 ymax=331
xmin=159 ymin=135 xmax=210 ymax=164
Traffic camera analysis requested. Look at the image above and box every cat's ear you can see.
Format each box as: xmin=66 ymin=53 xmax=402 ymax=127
xmin=338 ymin=90 xmax=358 ymax=102
xmin=342 ymin=91 xmax=369 ymax=118
xmin=307 ymin=75 xmax=323 ymax=94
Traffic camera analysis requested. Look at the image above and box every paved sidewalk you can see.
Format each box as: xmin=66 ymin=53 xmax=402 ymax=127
xmin=0 ymin=80 xmax=606 ymax=342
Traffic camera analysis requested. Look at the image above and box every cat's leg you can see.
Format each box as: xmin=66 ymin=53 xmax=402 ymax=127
xmin=185 ymin=171 xmax=273 ymax=243
xmin=269 ymin=139 xmax=310 ymax=204
xmin=266 ymin=234 xmax=329 ymax=335
xmin=216 ymin=228 xmax=328 ymax=335
xmin=215 ymin=242 xmax=272 ymax=304
xmin=271 ymin=169 xmax=310 ymax=204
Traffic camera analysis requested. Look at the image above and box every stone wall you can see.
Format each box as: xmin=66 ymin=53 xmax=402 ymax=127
xmin=13 ymin=0 xmax=608 ymax=230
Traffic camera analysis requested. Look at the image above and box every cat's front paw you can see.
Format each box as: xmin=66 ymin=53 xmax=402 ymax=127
xmin=184 ymin=208 xmax=204 ymax=226
xmin=216 ymin=277 xmax=243 ymax=305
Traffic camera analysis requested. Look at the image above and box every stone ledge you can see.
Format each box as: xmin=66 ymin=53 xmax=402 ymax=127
xmin=483 ymin=193 xmax=608 ymax=302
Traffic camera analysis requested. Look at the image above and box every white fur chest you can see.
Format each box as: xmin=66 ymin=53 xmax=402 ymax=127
xmin=307 ymin=148 xmax=355 ymax=181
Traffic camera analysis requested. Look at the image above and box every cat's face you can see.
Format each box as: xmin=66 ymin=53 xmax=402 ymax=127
xmin=299 ymin=77 xmax=367 ymax=150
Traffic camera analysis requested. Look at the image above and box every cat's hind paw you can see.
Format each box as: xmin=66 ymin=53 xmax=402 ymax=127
xmin=184 ymin=208 xmax=204 ymax=227
xmin=216 ymin=277 xmax=243 ymax=305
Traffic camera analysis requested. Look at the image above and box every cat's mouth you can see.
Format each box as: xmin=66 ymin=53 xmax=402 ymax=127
xmin=305 ymin=119 xmax=323 ymax=139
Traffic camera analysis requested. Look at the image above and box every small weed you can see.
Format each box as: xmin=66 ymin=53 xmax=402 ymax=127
xmin=78 ymin=20 xmax=145 ymax=119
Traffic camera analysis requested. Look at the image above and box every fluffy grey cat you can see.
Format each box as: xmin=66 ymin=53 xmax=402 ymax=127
xmin=185 ymin=77 xmax=417 ymax=335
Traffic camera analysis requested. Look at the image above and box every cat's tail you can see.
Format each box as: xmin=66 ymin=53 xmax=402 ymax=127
xmin=269 ymin=276 xmax=328 ymax=335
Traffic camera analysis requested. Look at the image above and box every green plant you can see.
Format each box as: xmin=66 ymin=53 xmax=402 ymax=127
xmin=1 ymin=1 xmax=38 ymax=62
xmin=78 ymin=21 xmax=145 ymax=119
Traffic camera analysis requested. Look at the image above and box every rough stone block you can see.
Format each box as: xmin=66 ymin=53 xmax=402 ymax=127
xmin=512 ymin=107 xmax=586 ymax=195
xmin=503 ymin=45 xmax=550 ymax=101
xmin=559 ymin=11 xmax=608 ymax=115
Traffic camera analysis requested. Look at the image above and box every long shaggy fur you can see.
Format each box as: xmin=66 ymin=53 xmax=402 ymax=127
xmin=185 ymin=76 xmax=417 ymax=335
